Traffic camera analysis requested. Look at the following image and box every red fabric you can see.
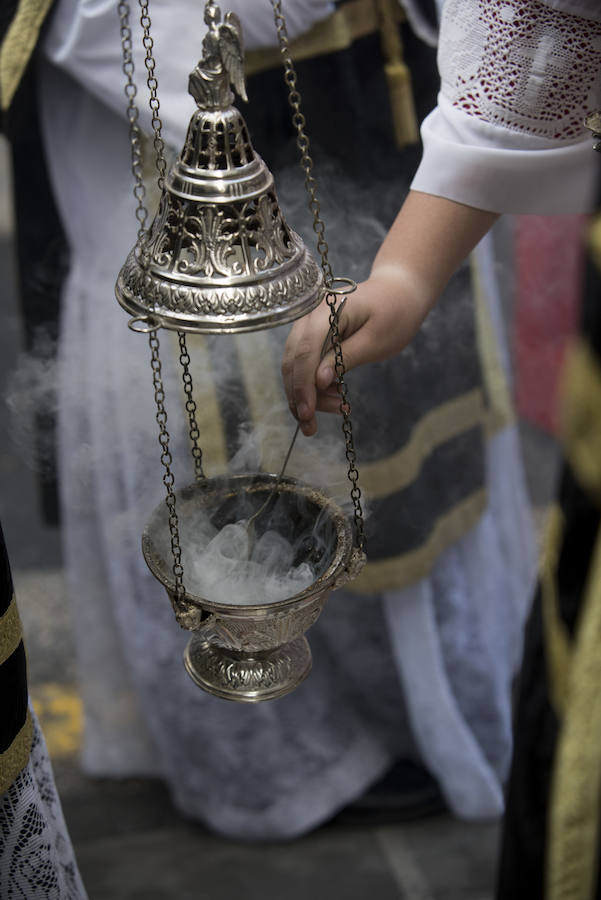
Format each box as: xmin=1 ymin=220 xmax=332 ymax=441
xmin=513 ymin=215 xmax=588 ymax=434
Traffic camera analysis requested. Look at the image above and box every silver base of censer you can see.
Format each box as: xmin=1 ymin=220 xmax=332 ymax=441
xmin=142 ymin=474 xmax=361 ymax=701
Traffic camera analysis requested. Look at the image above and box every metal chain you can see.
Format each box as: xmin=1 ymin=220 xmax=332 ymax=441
xmin=138 ymin=0 xmax=168 ymax=189
xmin=270 ymin=0 xmax=366 ymax=549
xmin=137 ymin=1 xmax=205 ymax=485
xmin=118 ymin=0 xmax=186 ymax=597
xmin=149 ymin=331 xmax=186 ymax=598
xmin=178 ymin=332 xmax=205 ymax=481
xmin=270 ymin=0 xmax=334 ymax=288
xmin=118 ymin=1 xmax=149 ymax=238
xmin=325 ymin=293 xmax=365 ymax=551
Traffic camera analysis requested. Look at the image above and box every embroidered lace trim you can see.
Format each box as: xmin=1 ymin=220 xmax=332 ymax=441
xmin=440 ymin=0 xmax=601 ymax=140
xmin=0 ymin=715 xmax=87 ymax=899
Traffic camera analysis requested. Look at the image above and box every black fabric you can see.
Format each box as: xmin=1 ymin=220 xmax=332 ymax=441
xmin=496 ymin=589 xmax=557 ymax=898
xmin=5 ymin=27 xmax=66 ymax=526
xmin=364 ymin=426 xmax=484 ymax=557
xmin=496 ymin=468 xmax=601 ymax=898
xmin=335 ymin=0 xmax=439 ymax=37
xmin=1 ymin=0 xmax=56 ymax=138
xmin=245 ymin=26 xmax=436 ymax=179
xmin=0 ymin=0 xmax=22 ymax=136
xmin=582 ymin=247 xmax=601 ymax=361
xmin=0 ymin=642 xmax=28 ymax=755
xmin=0 ymin=522 xmax=28 ymax=757
xmin=496 ymin=169 xmax=601 ymax=898
xmin=237 ymin=33 xmax=486 ymax=564
xmin=0 ymin=521 xmax=14 ymax=618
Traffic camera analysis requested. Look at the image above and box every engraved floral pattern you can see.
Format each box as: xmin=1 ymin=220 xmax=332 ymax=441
xmin=187 ymin=639 xmax=313 ymax=698
xmin=117 ymin=243 xmax=321 ymax=322
xmin=145 ymin=192 xmax=294 ymax=280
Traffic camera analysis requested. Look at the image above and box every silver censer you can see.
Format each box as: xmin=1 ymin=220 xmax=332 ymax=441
xmin=115 ymin=0 xmax=366 ymax=701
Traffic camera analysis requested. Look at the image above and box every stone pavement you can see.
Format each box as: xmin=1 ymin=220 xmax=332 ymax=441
xmin=13 ymin=566 xmax=501 ymax=900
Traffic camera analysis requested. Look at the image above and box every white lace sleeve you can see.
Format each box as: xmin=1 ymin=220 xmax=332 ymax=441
xmin=411 ymin=0 xmax=601 ymax=214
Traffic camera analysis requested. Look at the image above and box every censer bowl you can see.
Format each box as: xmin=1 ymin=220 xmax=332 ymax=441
xmin=142 ymin=474 xmax=355 ymax=701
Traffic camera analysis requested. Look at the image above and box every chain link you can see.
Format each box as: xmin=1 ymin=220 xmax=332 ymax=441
xmin=270 ymin=0 xmax=334 ymax=287
xmin=138 ymin=0 xmax=168 ymax=189
xmin=148 ymin=331 xmax=186 ymax=598
xmin=270 ymin=0 xmax=366 ymax=550
xmin=118 ymin=0 xmax=187 ymax=596
xmin=178 ymin=332 xmax=205 ymax=481
xmin=325 ymin=294 xmax=366 ymax=551
xmin=136 ymin=2 xmax=205 ymax=489
xmin=118 ymin=1 xmax=149 ymax=238
xmin=118 ymin=0 xmax=364 ymax=571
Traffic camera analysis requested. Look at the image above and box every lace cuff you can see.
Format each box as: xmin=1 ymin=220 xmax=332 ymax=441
xmin=411 ymin=0 xmax=601 ymax=214
xmin=411 ymin=95 xmax=599 ymax=214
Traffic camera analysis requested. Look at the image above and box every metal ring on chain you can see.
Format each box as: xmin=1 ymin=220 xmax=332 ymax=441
xmin=128 ymin=314 xmax=162 ymax=333
xmin=324 ymin=277 xmax=357 ymax=296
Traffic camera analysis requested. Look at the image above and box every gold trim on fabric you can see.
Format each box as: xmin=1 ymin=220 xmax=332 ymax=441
xmin=559 ymin=339 xmax=601 ymax=504
xmin=0 ymin=595 xmax=23 ymax=666
xmin=359 ymin=389 xmax=485 ymax=498
xmin=348 ymin=488 xmax=487 ymax=593
xmin=547 ymin=522 xmax=601 ymax=900
xmin=0 ymin=710 xmax=33 ymax=795
xmin=234 ymin=345 xmax=486 ymax=503
xmin=375 ymin=0 xmax=418 ymax=147
xmin=540 ymin=504 xmax=571 ymax=719
xmin=471 ymin=255 xmax=515 ymax=437
xmin=245 ymin=0 xmax=384 ymax=76
xmin=245 ymin=0 xmax=417 ymax=149
xmin=0 ymin=0 xmax=54 ymax=112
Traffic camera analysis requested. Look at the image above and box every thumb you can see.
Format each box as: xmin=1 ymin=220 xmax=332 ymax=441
xmin=316 ymin=355 xmax=336 ymax=390
xmin=316 ymin=326 xmax=373 ymax=384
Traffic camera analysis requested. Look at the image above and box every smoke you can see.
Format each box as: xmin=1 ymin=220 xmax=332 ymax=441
xmin=183 ymin=516 xmax=315 ymax=606
xmin=275 ymin=160 xmax=389 ymax=286
xmin=3 ymin=158 xmax=380 ymax=602
xmin=5 ymin=329 xmax=59 ymax=476
xmin=152 ymin=483 xmax=339 ymax=606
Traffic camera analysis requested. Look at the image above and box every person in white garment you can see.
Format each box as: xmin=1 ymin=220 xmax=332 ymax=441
xmin=32 ymin=0 xmax=543 ymax=840
xmin=284 ymin=0 xmax=600 ymax=424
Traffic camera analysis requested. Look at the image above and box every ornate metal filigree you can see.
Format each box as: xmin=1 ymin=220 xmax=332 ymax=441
xmin=144 ymin=191 xmax=295 ymax=280
xmin=180 ymin=107 xmax=254 ymax=172
xmin=117 ymin=235 xmax=321 ymax=332
xmin=183 ymin=637 xmax=312 ymax=702
xmin=115 ymin=64 xmax=323 ymax=332
xmin=142 ymin=474 xmax=353 ymax=700
xmin=170 ymin=593 xmax=204 ymax=630
xmin=193 ymin=600 xmax=326 ymax=653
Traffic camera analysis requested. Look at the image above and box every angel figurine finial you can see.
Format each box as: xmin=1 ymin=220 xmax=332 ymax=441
xmin=188 ymin=1 xmax=248 ymax=109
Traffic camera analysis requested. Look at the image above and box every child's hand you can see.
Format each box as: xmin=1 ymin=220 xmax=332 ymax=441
xmin=281 ymin=266 xmax=429 ymax=436
xmin=282 ymin=191 xmax=499 ymax=436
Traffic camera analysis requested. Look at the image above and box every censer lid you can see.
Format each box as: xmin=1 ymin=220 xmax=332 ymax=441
xmin=115 ymin=7 xmax=323 ymax=334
